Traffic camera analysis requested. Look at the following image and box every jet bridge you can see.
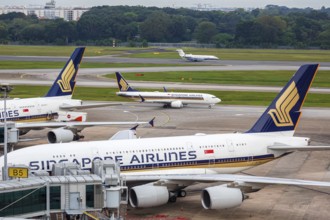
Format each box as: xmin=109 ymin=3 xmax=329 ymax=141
xmin=0 ymin=159 xmax=127 ymax=219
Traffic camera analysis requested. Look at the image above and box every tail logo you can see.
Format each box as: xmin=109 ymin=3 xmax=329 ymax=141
xmin=268 ymin=81 xmax=299 ymax=127
xmin=119 ymin=78 xmax=129 ymax=91
xmin=57 ymin=60 xmax=76 ymax=92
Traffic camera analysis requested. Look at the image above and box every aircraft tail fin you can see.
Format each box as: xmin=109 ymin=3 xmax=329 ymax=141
xmin=45 ymin=47 xmax=85 ymax=98
xmin=246 ymin=64 xmax=319 ymax=135
xmin=176 ymin=49 xmax=185 ymax=58
xmin=115 ymin=72 xmax=138 ymax=92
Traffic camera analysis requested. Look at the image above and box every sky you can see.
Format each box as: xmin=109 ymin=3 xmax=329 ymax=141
xmin=0 ymin=0 xmax=329 ymax=9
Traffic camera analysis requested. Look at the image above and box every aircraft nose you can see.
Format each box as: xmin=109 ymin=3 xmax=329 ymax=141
xmin=216 ymin=98 xmax=221 ymax=103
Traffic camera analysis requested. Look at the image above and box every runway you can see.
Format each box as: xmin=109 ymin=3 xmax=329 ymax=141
xmin=1 ymin=67 xmax=330 ymax=94
xmin=19 ymin=104 xmax=330 ymax=219
xmin=1 ymin=55 xmax=330 ymax=67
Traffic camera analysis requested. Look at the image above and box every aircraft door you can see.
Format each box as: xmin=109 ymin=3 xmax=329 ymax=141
xmin=226 ymin=139 xmax=235 ymax=152
xmin=186 ymin=142 xmax=194 ymax=152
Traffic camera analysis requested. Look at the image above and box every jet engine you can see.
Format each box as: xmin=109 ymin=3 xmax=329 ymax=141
xmin=201 ymin=185 xmax=244 ymax=209
xmin=129 ymin=185 xmax=169 ymax=208
xmin=170 ymin=100 xmax=183 ymax=108
xmin=47 ymin=128 xmax=83 ymax=143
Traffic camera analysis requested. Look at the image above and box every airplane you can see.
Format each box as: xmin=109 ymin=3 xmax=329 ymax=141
xmin=2 ymin=64 xmax=330 ymax=210
xmin=115 ymin=72 xmax=221 ymax=108
xmin=176 ymin=49 xmax=219 ymax=62
xmin=0 ymin=47 xmax=151 ymax=143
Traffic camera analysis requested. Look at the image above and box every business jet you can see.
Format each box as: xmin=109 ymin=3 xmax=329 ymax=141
xmin=2 ymin=64 xmax=330 ymax=210
xmin=0 ymin=47 xmax=150 ymax=143
xmin=115 ymin=72 xmax=221 ymax=108
xmin=176 ymin=49 xmax=219 ymax=62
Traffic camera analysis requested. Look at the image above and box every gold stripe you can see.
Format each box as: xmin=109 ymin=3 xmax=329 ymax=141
xmin=121 ymin=158 xmax=274 ymax=172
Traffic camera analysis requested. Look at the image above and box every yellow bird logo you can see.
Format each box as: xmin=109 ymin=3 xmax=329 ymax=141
xmin=57 ymin=60 xmax=76 ymax=92
xmin=119 ymin=78 xmax=129 ymax=91
xmin=268 ymin=81 xmax=299 ymax=127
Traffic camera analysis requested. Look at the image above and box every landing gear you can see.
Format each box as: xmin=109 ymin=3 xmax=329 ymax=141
xmin=168 ymin=190 xmax=186 ymax=203
xmin=208 ymin=105 xmax=212 ymax=109
xmin=178 ymin=190 xmax=187 ymax=197
xmin=169 ymin=195 xmax=177 ymax=203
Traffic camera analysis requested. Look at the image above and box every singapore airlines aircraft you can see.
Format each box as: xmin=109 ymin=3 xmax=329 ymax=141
xmin=0 ymin=47 xmax=149 ymax=143
xmin=176 ymin=49 xmax=219 ymax=62
xmin=115 ymin=72 xmax=221 ymax=108
xmin=2 ymin=64 xmax=330 ymax=210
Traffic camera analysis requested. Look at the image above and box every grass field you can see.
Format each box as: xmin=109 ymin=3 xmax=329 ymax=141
xmin=105 ymin=70 xmax=330 ymax=87
xmin=0 ymin=45 xmax=142 ymax=56
xmin=1 ymin=45 xmax=330 ymax=62
xmin=9 ymin=85 xmax=330 ymax=107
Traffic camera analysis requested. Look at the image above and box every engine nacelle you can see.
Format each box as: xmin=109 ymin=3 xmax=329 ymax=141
xmin=170 ymin=100 xmax=183 ymax=108
xmin=47 ymin=128 xmax=82 ymax=143
xmin=201 ymin=185 xmax=244 ymax=209
xmin=129 ymin=185 xmax=169 ymax=208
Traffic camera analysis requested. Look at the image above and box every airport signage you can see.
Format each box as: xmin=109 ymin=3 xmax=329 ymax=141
xmin=8 ymin=167 xmax=29 ymax=178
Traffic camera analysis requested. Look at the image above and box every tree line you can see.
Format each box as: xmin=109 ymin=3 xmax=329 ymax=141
xmin=0 ymin=5 xmax=330 ymax=48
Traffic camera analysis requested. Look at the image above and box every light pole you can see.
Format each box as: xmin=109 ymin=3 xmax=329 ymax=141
xmin=1 ymin=84 xmax=13 ymax=181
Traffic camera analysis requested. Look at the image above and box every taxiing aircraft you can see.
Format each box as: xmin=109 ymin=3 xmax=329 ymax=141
xmin=0 ymin=47 xmax=150 ymax=143
xmin=2 ymin=64 xmax=330 ymax=210
xmin=115 ymin=72 xmax=221 ymax=108
xmin=176 ymin=49 xmax=219 ymax=62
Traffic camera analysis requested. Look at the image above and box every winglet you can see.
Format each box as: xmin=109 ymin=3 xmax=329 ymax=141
xmin=130 ymin=124 xmax=139 ymax=131
xmin=115 ymin=72 xmax=138 ymax=92
xmin=45 ymin=47 xmax=85 ymax=97
xmin=246 ymin=64 xmax=319 ymax=135
xmin=139 ymin=94 xmax=145 ymax=103
xmin=163 ymin=86 xmax=167 ymax=92
xmin=149 ymin=117 xmax=155 ymax=127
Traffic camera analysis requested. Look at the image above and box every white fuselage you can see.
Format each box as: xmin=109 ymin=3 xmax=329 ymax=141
xmin=116 ymin=91 xmax=220 ymax=106
xmin=182 ymin=54 xmax=219 ymax=62
xmin=0 ymin=132 xmax=309 ymax=179
xmin=0 ymin=96 xmax=82 ymax=123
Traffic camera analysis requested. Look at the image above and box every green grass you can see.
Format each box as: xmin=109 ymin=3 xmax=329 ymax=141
xmin=0 ymin=45 xmax=147 ymax=56
xmin=9 ymin=85 xmax=330 ymax=107
xmin=0 ymin=61 xmax=191 ymax=69
xmin=1 ymin=45 xmax=330 ymax=62
xmin=106 ymin=70 xmax=330 ymax=87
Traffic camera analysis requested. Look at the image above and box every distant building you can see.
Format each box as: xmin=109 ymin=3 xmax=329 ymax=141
xmin=0 ymin=0 xmax=89 ymax=21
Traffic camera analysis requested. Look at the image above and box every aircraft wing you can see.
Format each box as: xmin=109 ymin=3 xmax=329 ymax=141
xmin=123 ymin=173 xmax=330 ymax=187
xmin=59 ymin=102 xmax=122 ymax=110
xmin=15 ymin=120 xmax=153 ymax=130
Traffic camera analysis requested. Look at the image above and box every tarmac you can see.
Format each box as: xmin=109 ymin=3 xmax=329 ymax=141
xmin=15 ymin=103 xmax=330 ymax=220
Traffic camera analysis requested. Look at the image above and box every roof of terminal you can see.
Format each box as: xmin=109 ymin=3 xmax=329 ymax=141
xmin=0 ymin=175 xmax=102 ymax=192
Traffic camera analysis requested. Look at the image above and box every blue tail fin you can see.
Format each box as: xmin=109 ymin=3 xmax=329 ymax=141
xmin=45 ymin=47 xmax=85 ymax=97
xmin=246 ymin=64 xmax=319 ymax=134
xmin=115 ymin=72 xmax=138 ymax=92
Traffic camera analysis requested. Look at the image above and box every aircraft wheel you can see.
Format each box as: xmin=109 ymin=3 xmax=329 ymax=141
xmin=169 ymin=195 xmax=177 ymax=203
xmin=178 ymin=190 xmax=187 ymax=197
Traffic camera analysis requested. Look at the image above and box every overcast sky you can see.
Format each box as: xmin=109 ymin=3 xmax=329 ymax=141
xmin=0 ymin=0 xmax=329 ymax=9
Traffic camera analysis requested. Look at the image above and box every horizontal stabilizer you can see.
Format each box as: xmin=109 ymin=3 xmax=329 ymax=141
xmin=110 ymin=129 xmax=137 ymax=140
xmin=268 ymin=145 xmax=330 ymax=151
